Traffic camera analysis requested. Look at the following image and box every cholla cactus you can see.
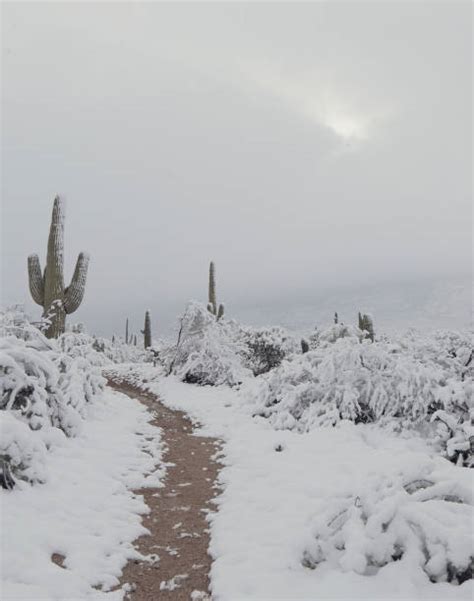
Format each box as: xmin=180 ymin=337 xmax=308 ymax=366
xmin=207 ymin=261 xmax=225 ymax=320
xmin=27 ymin=196 xmax=89 ymax=338
xmin=358 ymin=312 xmax=375 ymax=342
xmin=142 ymin=310 xmax=152 ymax=349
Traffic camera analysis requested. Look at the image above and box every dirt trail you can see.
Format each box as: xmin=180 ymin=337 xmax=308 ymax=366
xmin=107 ymin=379 xmax=222 ymax=601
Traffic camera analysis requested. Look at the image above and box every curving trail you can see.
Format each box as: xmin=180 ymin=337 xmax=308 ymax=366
xmin=107 ymin=379 xmax=222 ymax=601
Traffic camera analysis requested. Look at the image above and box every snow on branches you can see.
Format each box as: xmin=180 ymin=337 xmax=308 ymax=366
xmin=167 ymin=302 xmax=251 ymax=386
xmin=246 ymin=327 xmax=473 ymax=458
xmin=302 ymin=460 xmax=473 ymax=584
xmin=0 ymin=308 xmax=105 ymax=487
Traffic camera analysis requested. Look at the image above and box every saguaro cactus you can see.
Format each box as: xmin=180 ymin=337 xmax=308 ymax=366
xmin=28 ymin=196 xmax=89 ymax=338
xmin=207 ymin=261 xmax=225 ymax=320
xmin=358 ymin=312 xmax=375 ymax=342
xmin=125 ymin=318 xmax=129 ymax=344
xmin=142 ymin=310 xmax=152 ymax=349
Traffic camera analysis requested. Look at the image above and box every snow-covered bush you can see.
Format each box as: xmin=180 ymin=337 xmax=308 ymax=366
xmin=318 ymin=322 xmax=363 ymax=344
xmin=400 ymin=329 xmax=473 ymax=381
xmin=431 ymin=409 xmax=474 ymax=468
xmin=241 ymin=326 xmax=298 ymax=375
xmin=0 ymin=308 xmax=105 ymax=487
xmin=167 ymin=302 xmax=251 ymax=386
xmin=303 ymin=462 xmax=473 ymax=584
xmin=60 ymin=332 xmax=149 ymax=365
xmin=246 ymin=327 xmax=473 ymax=449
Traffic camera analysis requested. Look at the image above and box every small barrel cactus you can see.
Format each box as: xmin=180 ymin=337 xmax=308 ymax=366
xmin=28 ymin=196 xmax=89 ymax=338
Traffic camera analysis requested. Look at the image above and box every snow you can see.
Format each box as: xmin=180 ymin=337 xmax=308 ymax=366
xmin=1 ymin=389 xmax=164 ymax=600
xmin=139 ymin=375 xmax=473 ymax=601
xmin=159 ymin=574 xmax=188 ymax=591
xmin=2 ymin=305 xmax=472 ymax=599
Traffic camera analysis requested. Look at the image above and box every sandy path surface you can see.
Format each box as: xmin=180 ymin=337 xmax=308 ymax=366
xmin=107 ymin=379 xmax=222 ymax=601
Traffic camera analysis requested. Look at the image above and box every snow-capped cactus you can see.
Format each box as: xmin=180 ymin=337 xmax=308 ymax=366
xmin=27 ymin=196 xmax=89 ymax=338
xmin=207 ymin=261 xmax=224 ymax=320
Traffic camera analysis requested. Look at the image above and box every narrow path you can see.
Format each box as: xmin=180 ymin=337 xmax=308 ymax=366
xmin=107 ymin=379 xmax=222 ymax=600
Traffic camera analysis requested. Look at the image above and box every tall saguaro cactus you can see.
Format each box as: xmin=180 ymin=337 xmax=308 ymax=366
xmin=125 ymin=318 xmax=129 ymax=344
xmin=27 ymin=196 xmax=89 ymax=338
xmin=142 ymin=310 xmax=152 ymax=349
xmin=207 ymin=261 xmax=224 ymax=320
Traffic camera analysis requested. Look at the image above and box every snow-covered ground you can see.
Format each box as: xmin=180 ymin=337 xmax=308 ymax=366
xmin=1 ymin=389 xmax=164 ymax=600
xmin=137 ymin=375 xmax=473 ymax=601
xmin=2 ymin=305 xmax=472 ymax=600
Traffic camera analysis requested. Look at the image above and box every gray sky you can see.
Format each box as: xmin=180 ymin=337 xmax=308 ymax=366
xmin=1 ymin=1 xmax=472 ymax=337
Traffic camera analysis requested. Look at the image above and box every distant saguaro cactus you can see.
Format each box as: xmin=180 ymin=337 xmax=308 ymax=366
xmin=125 ymin=318 xmax=129 ymax=344
xmin=358 ymin=312 xmax=375 ymax=342
xmin=28 ymin=196 xmax=89 ymax=338
xmin=334 ymin=312 xmax=339 ymax=324
xmin=142 ymin=310 xmax=152 ymax=349
xmin=207 ymin=261 xmax=225 ymax=320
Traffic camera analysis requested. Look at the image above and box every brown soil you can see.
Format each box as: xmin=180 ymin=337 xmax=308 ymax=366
xmin=107 ymin=379 xmax=222 ymax=601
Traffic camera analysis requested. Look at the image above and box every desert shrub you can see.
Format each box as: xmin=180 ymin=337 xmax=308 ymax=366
xmin=60 ymin=332 xmax=150 ymax=365
xmin=431 ymin=408 xmax=474 ymax=468
xmin=167 ymin=301 xmax=251 ymax=386
xmin=0 ymin=307 xmax=105 ymax=487
xmin=246 ymin=327 xmax=473 ymax=451
xmin=303 ymin=461 xmax=473 ymax=584
xmin=318 ymin=322 xmax=363 ymax=344
xmin=241 ymin=326 xmax=298 ymax=375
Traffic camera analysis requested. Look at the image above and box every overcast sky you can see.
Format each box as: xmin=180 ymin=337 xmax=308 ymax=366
xmin=1 ymin=1 xmax=472 ymax=336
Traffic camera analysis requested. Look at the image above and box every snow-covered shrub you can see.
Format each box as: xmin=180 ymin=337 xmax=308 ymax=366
xmin=241 ymin=326 xmax=298 ymax=375
xmin=60 ymin=332 xmax=149 ymax=365
xmin=431 ymin=409 xmax=474 ymax=467
xmin=0 ymin=307 xmax=105 ymax=487
xmin=411 ymin=330 xmax=473 ymax=381
xmin=303 ymin=463 xmax=473 ymax=584
xmin=168 ymin=302 xmax=251 ymax=386
xmin=318 ymin=322 xmax=363 ymax=344
xmin=247 ymin=329 xmax=473 ymax=440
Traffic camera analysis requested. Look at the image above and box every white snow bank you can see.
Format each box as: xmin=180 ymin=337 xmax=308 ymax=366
xmin=1 ymin=389 xmax=164 ymax=600
xmin=146 ymin=376 xmax=472 ymax=601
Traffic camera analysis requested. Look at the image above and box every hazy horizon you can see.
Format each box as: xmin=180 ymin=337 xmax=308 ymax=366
xmin=2 ymin=2 xmax=472 ymax=337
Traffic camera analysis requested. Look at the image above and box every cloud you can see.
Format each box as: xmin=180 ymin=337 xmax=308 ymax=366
xmin=1 ymin=1 xmax=471 ymax=336
xmin=239 ymin=60 xmax=393 ymax=146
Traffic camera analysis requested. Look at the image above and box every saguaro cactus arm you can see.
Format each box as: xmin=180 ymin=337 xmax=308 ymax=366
xmin=217 ymin=303 xmax=224 ymax=320
xmin=27 ymin=254 xmax=44 ymax=306
xmin=64 ymin=252 xmax=90 ymax=314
